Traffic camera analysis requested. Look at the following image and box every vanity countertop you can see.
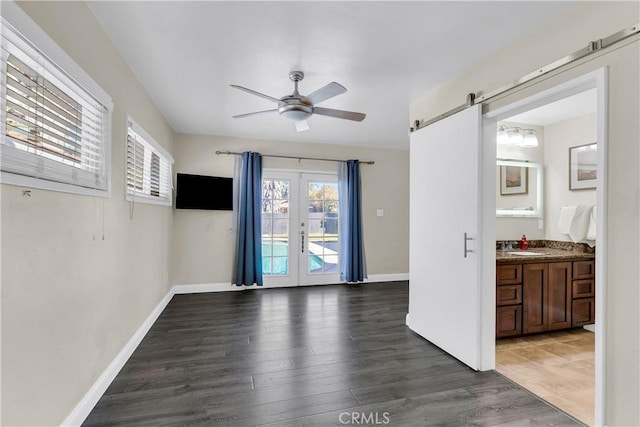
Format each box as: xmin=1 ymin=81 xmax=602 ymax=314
xmin=496 ymin=247 xmax=595 ymax=264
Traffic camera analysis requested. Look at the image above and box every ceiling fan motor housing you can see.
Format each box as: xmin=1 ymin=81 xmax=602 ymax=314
xmin=279 ymin=96 xmax=313 ymax=121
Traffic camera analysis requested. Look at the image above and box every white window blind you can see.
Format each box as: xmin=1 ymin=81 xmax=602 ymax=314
xmin=126 ymin=118 xmax=173 ymax=206
xmin=1 ymin=17 xmax=112 ymax=194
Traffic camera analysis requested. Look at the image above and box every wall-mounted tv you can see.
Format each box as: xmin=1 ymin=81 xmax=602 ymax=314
xmin=176 ymin=173 xmax=233 ymax=210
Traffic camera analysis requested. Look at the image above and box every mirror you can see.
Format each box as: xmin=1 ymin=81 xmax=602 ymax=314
xmin=496 ymin=159 xmax=543 ymax=217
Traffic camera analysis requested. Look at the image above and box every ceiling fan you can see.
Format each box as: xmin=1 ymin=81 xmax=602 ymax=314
xmin=230 ymin=71 xmax=366 ymax=132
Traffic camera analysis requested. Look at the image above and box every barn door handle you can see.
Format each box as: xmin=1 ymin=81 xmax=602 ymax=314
xmin=464 ymin=232 xmax=473 ymax=258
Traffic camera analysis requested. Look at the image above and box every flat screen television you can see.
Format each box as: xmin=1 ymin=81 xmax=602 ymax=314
xmin=176 ymin=173 xmax=233 ymax=210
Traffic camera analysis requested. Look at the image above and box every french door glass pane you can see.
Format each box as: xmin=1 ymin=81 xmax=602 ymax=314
xmin=307 ymin=181 xmax=339 ymax=275
xmin=262 ymin=179 xmax=290 ymax=276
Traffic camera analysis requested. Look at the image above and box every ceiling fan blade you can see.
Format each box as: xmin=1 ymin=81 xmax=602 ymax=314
xmin=294 ymin=120 xmax=310 ymax=132
xmin=230 ymin=85 xmax=281 ymax=103
xmin=232 ymin=109 xmax=278 ymax=119
xmin=313 ymin=107 xmax=366 ymax=122
xmin=307 ymin=82 xmax=347 ymax=105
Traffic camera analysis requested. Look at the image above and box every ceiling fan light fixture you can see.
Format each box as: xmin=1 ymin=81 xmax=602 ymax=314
xmin=279 ymin=104 xmax=312 ymax=122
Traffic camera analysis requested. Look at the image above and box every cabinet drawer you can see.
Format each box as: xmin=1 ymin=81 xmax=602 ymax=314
xmin=572 ymin=279 xmax=595 ymax=298
xmin=496 ymin=305 xmax=522 ymax=338
xmin=497 ymin=284 xmax=522 ymax=306
xmin=497 ymin=264 xmax=522 ymax=285
xmin=572 ymin=297 xmax=595 ymax=327
xmin=573 ymin=260 xmax=595 ymax=279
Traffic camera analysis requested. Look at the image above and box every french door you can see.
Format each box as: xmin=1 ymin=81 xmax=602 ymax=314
xmin=261 ymin=171 xmax=341 ymax=287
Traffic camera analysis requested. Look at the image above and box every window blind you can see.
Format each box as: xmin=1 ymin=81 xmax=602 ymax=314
xmin=1 ymin=18 xmax=111 ymax=192
xmin=126 ymin=118 xmax=173 ymax=206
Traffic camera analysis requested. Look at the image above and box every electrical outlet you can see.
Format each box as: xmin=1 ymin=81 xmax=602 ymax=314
xmin=376 ymin=209 xmax=384 ymax=217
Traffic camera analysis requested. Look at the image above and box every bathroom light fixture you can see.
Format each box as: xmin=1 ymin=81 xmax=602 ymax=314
xmin=521 ymin=129 xmax=539 ymax=147
xmin=507 ymin=127 xmax=524 ymax=145
xmin=496 ymin=126 xmax=539 ymax=148
xmin=497 ymin=125 xmax=509 ymax=145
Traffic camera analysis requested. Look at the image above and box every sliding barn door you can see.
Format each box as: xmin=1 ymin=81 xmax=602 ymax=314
xmin=407 ymin=105 xmax=482 ymax=370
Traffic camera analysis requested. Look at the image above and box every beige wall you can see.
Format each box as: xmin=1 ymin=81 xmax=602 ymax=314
xmin=172 ymin=134 xmax=409 ymax=286
xmin=545 ymin=113 xmax=597 ymax=242
xmin=411 ymin=2 xmax=639 ymax=424
xmin=1 ymin=2 xmax=175 ymax=426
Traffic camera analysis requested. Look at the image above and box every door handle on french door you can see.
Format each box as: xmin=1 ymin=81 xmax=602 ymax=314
xmin=464 ymin=232 xmax=473 ymax=258
xmin=301 ymin=230 xmax=305 ymax=253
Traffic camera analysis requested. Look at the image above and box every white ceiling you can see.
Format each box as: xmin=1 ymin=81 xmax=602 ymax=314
xmin=88 ymin=1 xmax=574 ymax=149
xmin=506 ymin=88 xmax=598 ymax=126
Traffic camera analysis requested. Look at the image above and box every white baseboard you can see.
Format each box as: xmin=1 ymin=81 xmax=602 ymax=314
xmin=173 ymin=274 xmax=409 ymax=294
xmin=365 ymin=273 xmax=409 ymax=283
xmin=62 ymin=272 xmax=409 ymax=425
xmin=61 ymin=290 xmax=174 ymax=426
xmin=173 ymin=282 xmax=242 ymax=294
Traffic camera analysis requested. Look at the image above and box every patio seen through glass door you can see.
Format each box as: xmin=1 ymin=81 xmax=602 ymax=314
xmin=262 ymin=171 xmax=341 ymax=287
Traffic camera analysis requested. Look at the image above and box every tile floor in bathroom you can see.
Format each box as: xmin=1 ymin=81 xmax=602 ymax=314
xmin=496 ymin=329 xmax=595 ymax=426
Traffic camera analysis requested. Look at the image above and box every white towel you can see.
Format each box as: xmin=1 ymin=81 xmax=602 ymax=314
xmin=586 ymin=206 xmax=596 ymax=241
xmin=558 ymin=206 xmax=576 ymax=234
xmin=569 ymin=204 xmax=594 ymax=243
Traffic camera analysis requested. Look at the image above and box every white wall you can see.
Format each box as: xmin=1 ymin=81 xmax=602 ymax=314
xmin=495 ymin=121 xmax=545 ymax=240
xmin=1 ymin=2 xmax=175 ymax=426
xmin=545 ymin=113 xmax=597 ymax=241
xmin=172 ymin=134 xmax=409 ymax=286
xmin=410 ymin=2 xmax=639 ymax=425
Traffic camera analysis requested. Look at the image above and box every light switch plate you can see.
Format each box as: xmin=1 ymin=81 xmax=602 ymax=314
xmin=376 ymin=209 xmax=384 ymax=217
xmin=538 ymin=219 xmax=544 ymax=230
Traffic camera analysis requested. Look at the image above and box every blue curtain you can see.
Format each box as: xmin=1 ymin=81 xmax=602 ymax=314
xmin=233 ymin=152 xmax=263 ymax=286
xmin=338 ymin=160 xmax=367 ymax=283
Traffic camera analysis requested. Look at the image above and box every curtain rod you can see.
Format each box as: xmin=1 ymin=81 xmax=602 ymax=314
xmin=215 ymin=150 xmax=375 ymax=165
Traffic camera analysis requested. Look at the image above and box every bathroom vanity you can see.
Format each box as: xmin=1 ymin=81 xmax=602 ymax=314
xmin=496 ymin=243 xmax=595 ymax=338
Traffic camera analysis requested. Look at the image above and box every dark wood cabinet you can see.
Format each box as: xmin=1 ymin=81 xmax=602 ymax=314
xmin=573 ymin=260 xmax=595 ymax=279
xmin=522 ymin=262 xmax=572 ymax=333
xmin=572 ymin=260 xmax=595 ymax=327
xmin=548 ymin=262 xmax=572 ymax=330
xmin=523 ymin=263 xmax=547 ymax=334
xmin=497 ymin=305 xmax=522 ymax=337
xmin=496 ymin=265 xmax=523 ymax=338
xmin=496 ymin=284 xmax=522 ymax=306
xmin=572 ymin=298 xmax=595 ymax=326
xmin=497 ymin=258 xmax=593 ymax=338
xmin=497 ymin=264 xmax=522 ymax=285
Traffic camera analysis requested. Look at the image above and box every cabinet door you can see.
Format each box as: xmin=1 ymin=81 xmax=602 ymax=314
xmin=496 ymin=264 xmax=522 ymax=285
xmin=496 ymin=305 xmax=522 ymax=338
xmin=573 ymin=279 xmax=595 ymax=298
xmin=496 ymin=284 xmax=522 ymax=306
xmin=523 ymin=263 xmax=547 ymax=334
xmin=572 ymin=298 xmax=596 ymax=326
xmin=573 ymin=260 xmax=595 ymax=279
xmin=547 ymin=262 xmax=572 ymax=330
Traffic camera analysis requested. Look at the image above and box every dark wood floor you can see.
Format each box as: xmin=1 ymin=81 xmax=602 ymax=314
xmin=84 ymin=282 xmax=581 ymax=426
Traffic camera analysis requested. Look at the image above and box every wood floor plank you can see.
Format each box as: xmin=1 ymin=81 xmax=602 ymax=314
xmin=84 ymin=282 xmax=581 ymax=426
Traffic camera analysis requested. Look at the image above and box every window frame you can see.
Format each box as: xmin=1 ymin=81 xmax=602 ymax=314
xmin=0 ymin=3 xmax=113 ymax=197
xmin=125 ymin=116 xmax=174 ymax=207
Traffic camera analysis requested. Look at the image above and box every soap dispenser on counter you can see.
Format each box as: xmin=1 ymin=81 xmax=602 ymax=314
xmin=519 ymin=234 xmax=529 ymax=250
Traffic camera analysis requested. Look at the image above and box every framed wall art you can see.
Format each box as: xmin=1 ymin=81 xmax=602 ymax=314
xmin=569 ymin=143 xmax=597 ymax=190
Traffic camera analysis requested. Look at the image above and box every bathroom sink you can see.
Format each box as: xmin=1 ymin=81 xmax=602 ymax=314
xmin=508 ymin=251 xmax=542 ymax=256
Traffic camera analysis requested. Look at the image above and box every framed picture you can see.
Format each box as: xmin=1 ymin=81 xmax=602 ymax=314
xmin=500 ymin=163 xmax=528 ymax=195
xmin=569 ymin=143 xmax=597 ymax=190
